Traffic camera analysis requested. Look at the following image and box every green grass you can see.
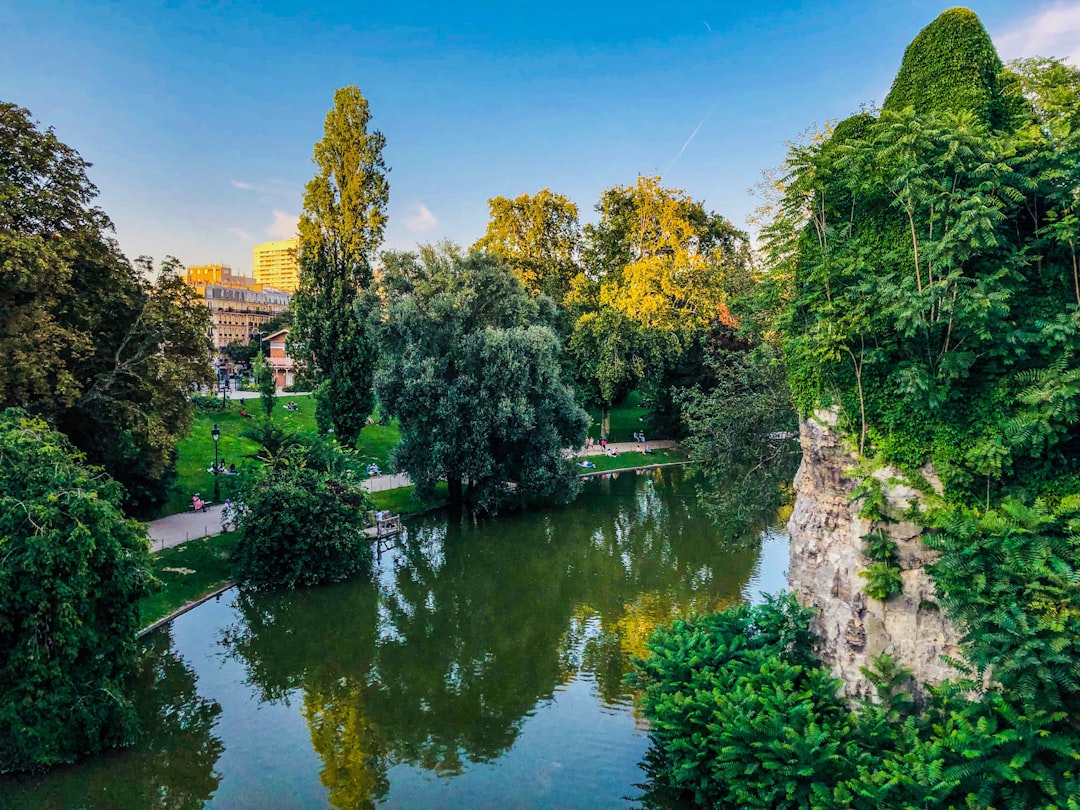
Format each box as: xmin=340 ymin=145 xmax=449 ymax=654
xmin=369 ymin=481 xmax=449 ymax=515
xmin=161 ymin=395 xmax=403 ymax=517
xmin=587 ymin=390 xmax=655 ymax=442
xmin=573 ymin=447 xmax=687 ymax=473
xmin=140 ymin=531 xmax=240 ymax=628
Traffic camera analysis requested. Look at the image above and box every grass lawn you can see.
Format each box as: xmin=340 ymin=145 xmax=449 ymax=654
xmin=573 ymin=446 xmax=687 ymax=473
xmin=161 ymin=395 xmax=403 ymax=517
xmin=586 ymin=390 xmax=655 ymax=443
xmin=140 ymin=531 xmax=240 ymax=628
xmin=369 ymin=481 xmax=449 ymax=515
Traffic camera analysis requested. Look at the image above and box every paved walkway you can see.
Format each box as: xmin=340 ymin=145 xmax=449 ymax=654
xmin=145 ymin=440 xmax=680 ymax=553
xmin=147 ymin=504 xmax=230 ymax=552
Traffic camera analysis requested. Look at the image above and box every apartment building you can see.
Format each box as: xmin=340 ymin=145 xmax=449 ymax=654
xmin=183 ymin=263 xmax=291 ymax=352
xmin=252 ymin=238 xmax=300 ymax=293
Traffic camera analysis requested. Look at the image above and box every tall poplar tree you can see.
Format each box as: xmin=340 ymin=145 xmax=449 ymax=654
xmin=293 ymin=86 xmax=389 ymax=442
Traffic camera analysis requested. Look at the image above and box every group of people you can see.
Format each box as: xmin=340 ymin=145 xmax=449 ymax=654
xmin=208 ymin=460 xmax=238 ymax=475
xmin=583 ymin=436 xmax=609 ymax=451
xmin=366 ymin=463 xmax=381 ymax=476
xmin=285 ymin=401 xmax=299 ymax=411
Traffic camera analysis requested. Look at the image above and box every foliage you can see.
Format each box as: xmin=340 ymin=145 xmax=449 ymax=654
xmin=292 ymin=85 xmax=388 ymax=443
xmin=570 ymin=175 xmax=754 ymax=434
xmin=472 ymin=188 xmax=581 ymax=304
xmin=858 ymin=562 xmax=903 ymax=602
xmin=735 ymin=10 xmax=1080 ymax=807
xmin=375 ymin=244 xmax=588 ymax=513
xmin=253 ymin=352 xmax=276 ymax=419
xmin=0 ymin=102 xmax=214 ymax=511
xmin=858 ymin=528 xmax=904 ymax=601
xmin=232 ymin=438 xmax=375 ymax=590
xmin=190 ymin=393 xmax=228 ymax=412
xmin=882 ymin=7 xmax=1012 ymax=128
xmin=0 ymin=408 xmax=151 ymax=773
xmin=633 ymin=595 xmax=1080 ymax=809
xmin=629 ymin=595 xmax=863 ymax=809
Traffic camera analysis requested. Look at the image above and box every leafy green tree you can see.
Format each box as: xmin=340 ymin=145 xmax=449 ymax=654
xmin=292 ymin=86 xmax=388 ymax=443
xmin=0 ymin=408 xmax=151 ymax=773
xmin=232 ymin=440 xmax=375 ymax=590
xmin=571 ymin=176 xmax=752 ymax=434
xmin=375 ymin=244 xmax=588 ymax=513
xmin=0 ymin=103 xmax=213 ymax=511
xmin=472 ymin=189 xmax=581 ymax=303
xmin=253 ymin=352 xmax=276 ymax=419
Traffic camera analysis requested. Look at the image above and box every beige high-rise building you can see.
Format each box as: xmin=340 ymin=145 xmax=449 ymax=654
xmin=253 ymin=238 xmax=300 ymax=293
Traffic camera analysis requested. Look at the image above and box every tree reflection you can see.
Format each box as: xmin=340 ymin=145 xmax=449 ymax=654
xmin=217 ymin=468 xmax=765 ymax=806
xmin=0 ymin=629 xmax=223 ymax=809
xmin=220 ymin=583 xmax=388 ymax=809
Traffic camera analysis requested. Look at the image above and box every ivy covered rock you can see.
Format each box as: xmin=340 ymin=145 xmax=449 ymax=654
xmin=882 ymin=7 xmax=1008 ymax=126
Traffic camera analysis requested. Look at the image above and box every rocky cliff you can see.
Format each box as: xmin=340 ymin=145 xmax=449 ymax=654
xmin=786 ymin=411 xmax=963 ymax=699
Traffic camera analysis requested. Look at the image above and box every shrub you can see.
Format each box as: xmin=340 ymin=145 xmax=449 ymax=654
xmin=232 ymin=443 xmax=375 ymax=590
xmin=629 ymin=595 xmax=864 ymax=808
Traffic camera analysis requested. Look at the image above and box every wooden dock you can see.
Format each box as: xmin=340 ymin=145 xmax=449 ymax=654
xmin=365 ymin=513 xmax=403 ymax=555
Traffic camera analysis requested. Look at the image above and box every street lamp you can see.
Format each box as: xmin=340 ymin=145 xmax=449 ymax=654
xmin=211 ymin=423 xmax=221 ymax=501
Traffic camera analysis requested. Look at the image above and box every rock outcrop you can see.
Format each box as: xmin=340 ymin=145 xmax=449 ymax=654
xmin=786 ymin=411 xmax=963 ymax=699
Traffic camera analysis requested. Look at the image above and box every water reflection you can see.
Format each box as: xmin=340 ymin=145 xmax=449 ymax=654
xmin=6 ymin=467 xmax=787 ymax=809
xmin=3 ymin=630 xmax=223 ymax=809
xmin=213 ymin=468 xmax=762 ymax=807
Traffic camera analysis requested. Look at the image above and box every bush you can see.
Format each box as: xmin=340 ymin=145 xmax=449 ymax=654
xmin=232 ymin=443 xmax=375 ymax=590
xmin=190 ymin=393 xmax=227 ymax=411
xmin=0 ymin=408 xmax=151 ymax=772
xmin=629 ymin=595 xmax=864 ymax=808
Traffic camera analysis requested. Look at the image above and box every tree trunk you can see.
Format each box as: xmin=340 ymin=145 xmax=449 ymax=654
xmin=601 ymin=407 xmax=611 ymax=440
xmin=447 ymin=474 xmax=463 ymax=514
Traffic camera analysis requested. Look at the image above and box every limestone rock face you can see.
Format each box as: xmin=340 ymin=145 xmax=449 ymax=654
xmin=786 ymin=411 xmax=963 ymax=699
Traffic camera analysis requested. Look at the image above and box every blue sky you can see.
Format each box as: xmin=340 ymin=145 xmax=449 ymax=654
xmin=4 ymin=1 xmax=1079 ymax=274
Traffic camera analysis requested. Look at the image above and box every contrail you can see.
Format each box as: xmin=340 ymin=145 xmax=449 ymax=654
xmin=663 ymin=108 xmax=714 ymax=177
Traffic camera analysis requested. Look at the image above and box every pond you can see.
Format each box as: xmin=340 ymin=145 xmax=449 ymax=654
xmin=6 ymin=467 xmax=789 ymax=809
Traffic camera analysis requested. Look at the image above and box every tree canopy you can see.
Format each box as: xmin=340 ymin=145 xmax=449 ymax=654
xmin=293 ymin=85 xmax=389 ymax=443
xmin=232 ymin=436 xmax=375 ymax=590
xmin=472 ymin=189 xmax=581 ymax=304
xmin=0 ymin=102 xmax=213 ymax=512
xmin=0 ymin=408 xmax=151 ymax=773
xmin=376 ymin=244 xmax=588 ymax=512
xmin=568 ymin=176 xmax=753 ymax=434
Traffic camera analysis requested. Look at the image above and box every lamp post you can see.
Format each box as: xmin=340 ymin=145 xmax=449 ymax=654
xmin=211 ymin=423 xmax=221 ymax=501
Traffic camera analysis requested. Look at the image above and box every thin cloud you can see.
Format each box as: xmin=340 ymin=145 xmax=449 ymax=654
xmin=405 ymin=203 xmax=438 ymax=233
xmin=232 ymin=180 xmax=265 ymax=192
xmin=228 ymin=227 xmax=254 ymax=242
xmin=996 ymin=3 xmax=1080 ymax=64
xmin=267 ymin=210 xmax=298 ymax=239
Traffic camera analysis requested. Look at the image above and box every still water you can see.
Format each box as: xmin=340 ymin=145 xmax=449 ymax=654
xmin=7 ymin=467 xmax=788 ymax=809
